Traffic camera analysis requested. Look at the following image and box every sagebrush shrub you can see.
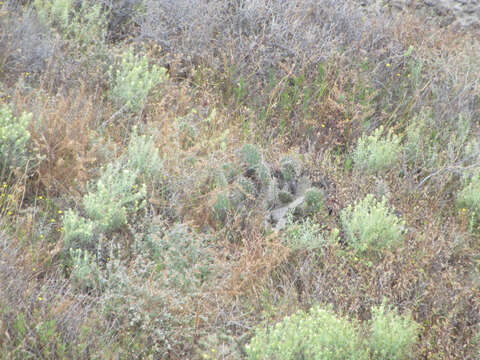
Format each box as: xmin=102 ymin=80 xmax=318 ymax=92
xmin=0 ymin=104 xmax=32 ymax=179
xmin=304 ymin=187 xmax=324 ymax=213
xmin=63 ymin=210 xmax=95 ymax=250
xmin=246 ymin=305 xmax=367 ymax=360
xmin=340 ymin=194 xmax=405 ymax=256
xmin=369 ymin=301 xmax=420 ymax=360
xmin=69 ymin=248 xmax=102 ymax=293
xmin=240 ymin=144 xmax=261 ymax=170
xmin=284 ymin=216 xmax=327 ymax=251
xmin=280 ymin=156 xmax=301 ymax=181
xmin=353 ymin=126 xmax=402 ymax=174
xmin=33 ymin=0 xmax=106 ymax=46
xmin=457 ymin=171 xmax=480 ymax=227
xmin=109 ymin=48 xmax=167 ymax=112
xmin=83 ymin=163 xmax=146 ymax=233
xmin=159 ymin=224 xmax=212 ymax=290
xmin=212 ymin=192 xmax=232 ymax=223
xmin=127 ymin=127 xmax=163 ymax=180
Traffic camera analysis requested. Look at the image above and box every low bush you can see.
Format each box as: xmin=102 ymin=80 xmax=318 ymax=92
xmin=62 ymin=210 xmax=95 ymax=251
xmin=280 ymin=156 xmax=302 ymax=182
xmin=33 ymin=0 xmax=107 ymax=47
xmin=353 ymin=126 xmax=402 ymax=174
xmin=240 ymin=144 xmax=262 ymax=171
xmin=108 ymin=48 xmax=167 ymax=113
xmin=304 ymin=187 xmax=324 ymax=213
xmin=127 ymin=127 xmax=163 ymax=181
xmin=245 ymin=305 xmax=367 ymax=360
xmin=369 ymin=301 xmax=420 ymax=360
xmin=83 ymin=163 xmax=146 ymax=234
xmin=457 ymin=170 xmax=480 ymax=229
xmin=283 ymin=215 xmax=332 ymax=252
xmin=340 ymin=194 xmax=405 ymax=257
xmin=69 ymin=248 xmax=102 ymax=293
xmin=0 ymin=104 xmax=32 ymax=180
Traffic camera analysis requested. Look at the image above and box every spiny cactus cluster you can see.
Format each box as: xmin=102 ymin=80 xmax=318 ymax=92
xmin=212 ymin=144 xmax=325 ymax=228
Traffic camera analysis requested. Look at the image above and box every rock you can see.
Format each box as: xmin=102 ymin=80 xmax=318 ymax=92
xmin=355 ymin=0 xmax=480 ymax=28
xmin=269 ymin=196 xmax=305 ymax=231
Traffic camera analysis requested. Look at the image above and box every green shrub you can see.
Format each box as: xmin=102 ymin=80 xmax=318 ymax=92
xmin=340 ymin=194 xmax=405 ymax=256
xmin=280 ymin=156 xmax=301 ymax=181
xmin=353 ymin=126 xmax=402 ymax=173
xmin=62 ymin=210 xmax=95 ymax=250
xmin=127 ymin=127 xmax=163 ymax=180
xmin=304 ymin=187 xmax=324 ymax=213
xmin=34 ymin=0 xmax=71 ymax=31
xmin=369 ymin=301 xmax=420 ymax=360
xmin=33 ymin=0 xmax=107 ymax=47
xmin=177 ymin=118 xmax=197 ymax=150
xmin=246 ymin=305 xmax=367 ymax=360
xmin=158 ymin=225 xmax=212 ymax=290
xmin=83 ymin=163 xmax=146 ymax=233
xmin=240 ymin=144 xmax=261 ymax=170
xmin=69 ymin=248 xmax=102 ymax=293
xmin=222 ymin=162 xmax=239 ymax=183
xmin=284 ymin=216 xmax=327 ymax=251
xmin=278 ymin=190 xmax=293 ymax=204
xmin=257 ymin=162 xmax=272 ymax=186
xmin=212 ymin=192 xmax=232 ymax=223
xmin=456 ymin=171 xmax=480 ymax=228
xmin=0 ymin=104 xmax=32 ymax=179
xmin=109 ymin=48 xmax=167 ymax=113
xmin=237 ymin=176 xmax=257 ymax=198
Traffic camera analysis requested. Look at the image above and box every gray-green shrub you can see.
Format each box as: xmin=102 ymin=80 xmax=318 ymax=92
xmin=353 ymin=126 xmax=402 ymax=174
xmin=240 ymin=144 xmax=261 ymax=170
xmin=33 ymin=0 xmax=107 ymax=47
xmin=304 ymin=187 xmax=324 ymax=213
xmin=456 ymin=171 xmax=480 ymax=228
xmin=245 ymin=305 xmax=367 ymax=360
xmin=127 ymin=127 xmax=163 ymax=180
xmin=108 ymin=48 xmax=167 ymax=113
xmin=280 ymin=156 xmax=301 ymax=181
xmin=69 ymin=248 xmax=102 ymax=293
xmin=340 ymin=194 xmax=405 ymax=256
xmin=212 ymin=192 xmax=232 ymax=223
xmin=63 ymin=210 xmax=95 ymax=250
xmin=369 ymin=301 xmax=420 ymax=360
xmin=0 ymin=104 xmax=32 ymax=179
xmin=83 ymin=163 xmax=146 ymax=233
xmin=284 ymin=216 xmax=328 ymax=251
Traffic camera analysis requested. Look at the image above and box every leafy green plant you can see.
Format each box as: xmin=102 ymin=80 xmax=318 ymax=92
xmin=369 ymin=301 xmax=420 ymax=360
xmin=83 ymin=163 xmax=146 ymax=233
xmin=304 ymin=187 xmax=324 ymax=213
xmin=457 ymin=171 xmax=480 ymax=229
xmin=109 ymin=48 xmax=167 ymax=113
xmin=69 ymin=248 xmax=102 ymax=293
xmin=246 ymin=305 xmax=367 ymax=360
xmin=340 ymin=194 xmax=405 ymax=257
xmin=33 ymin=0 xmax=107 ymax=47
xmin=353 ymin=126 xmax=402 ymax=174
xmin=240 ymin=144 xmax=261 ymax=170
xmin=284 ymin=216 xmax=327 ymax=251
xmin=212 ymin=192 xmax=232 ymax=223
xmin=127 ymin=127 xmax=163 ymax=180
xmin=280 ymin=156 xmax=301 ymax=181
xmin=62 ymin=210 xmax=95 ymax=250
xmin=0 ymin=104 xmax=32 ymax=179
xmin=158 ymin=224 xmax=212 ymax=291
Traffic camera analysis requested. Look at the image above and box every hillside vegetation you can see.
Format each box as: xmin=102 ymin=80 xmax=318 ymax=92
xmin=0 ymin=0 xmax=479 ymax=359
